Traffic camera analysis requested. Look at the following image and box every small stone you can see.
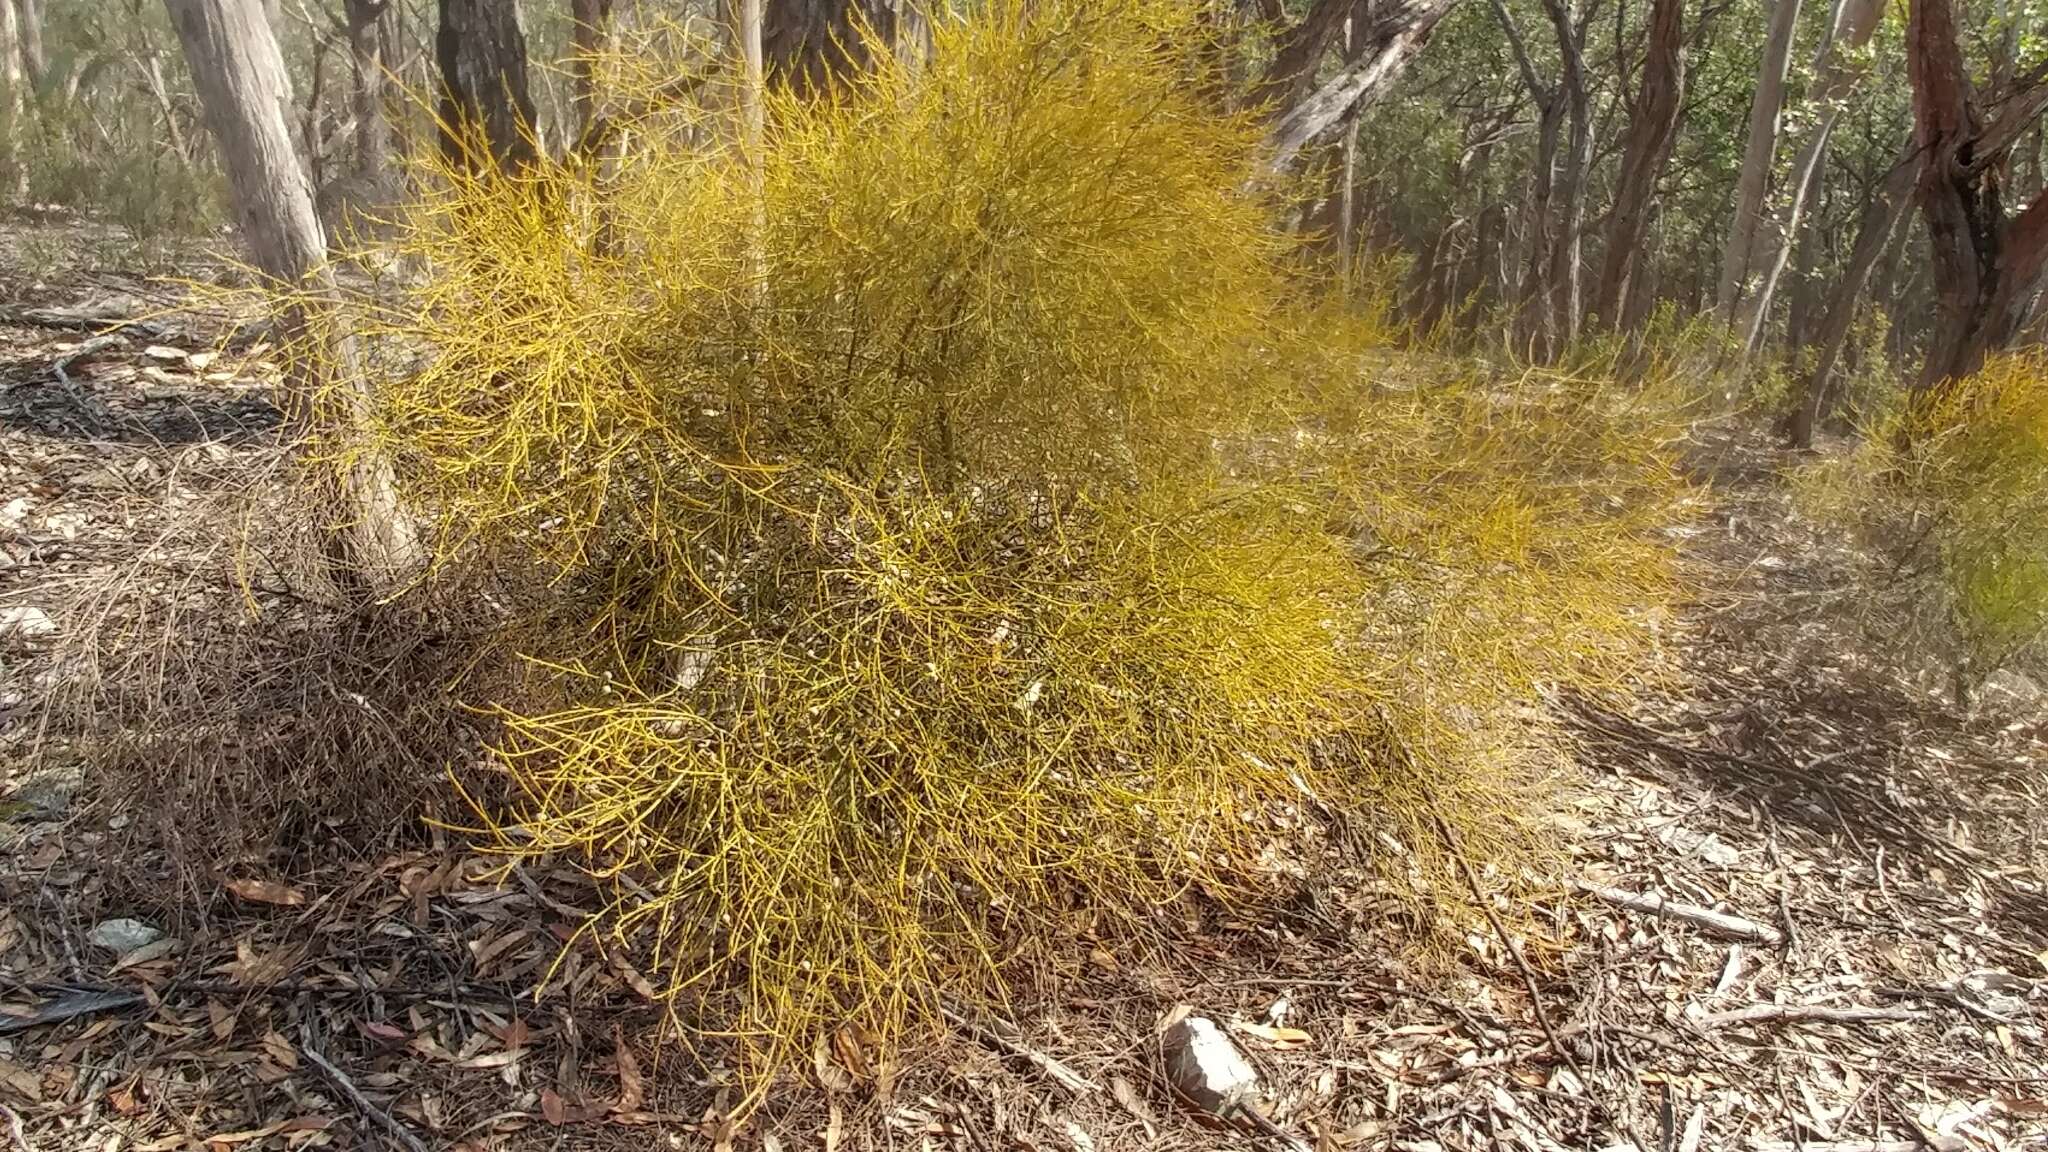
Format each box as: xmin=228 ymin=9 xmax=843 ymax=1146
xmin=88 ymin=918 xmax=164 ymax=953
xmin=1160 ymin=1014 xmax=1257 ymax=1116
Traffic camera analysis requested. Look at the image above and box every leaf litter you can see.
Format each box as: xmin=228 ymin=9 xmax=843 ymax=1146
xmin=0 ymin=226 xmax=2044 ymax=1151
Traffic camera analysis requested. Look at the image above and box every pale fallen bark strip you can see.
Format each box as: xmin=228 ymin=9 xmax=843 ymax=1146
xmin=1574 ymin=882 xmax=1785 ymax=945
xmin=1703 ymin=1003 xmax=1917 ymax=1027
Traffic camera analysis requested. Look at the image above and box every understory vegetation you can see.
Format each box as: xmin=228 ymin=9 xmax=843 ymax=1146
xmin=6 ymin=0 xmax=2045 ymax=1110
xmin=260 ymin=0 xmax=1696 ymax=1081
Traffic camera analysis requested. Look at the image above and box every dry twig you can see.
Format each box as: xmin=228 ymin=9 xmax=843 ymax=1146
xmin=941 ymin=1006 xmax=1098 ymax=1096
xmin=299 ymin=1041 xmax=430 ymax=1152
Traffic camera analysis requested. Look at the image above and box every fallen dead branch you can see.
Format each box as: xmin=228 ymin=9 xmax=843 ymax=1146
xmin=1702 ymin=1003 xmax=1918 ymax=1028
xmin=1442 ymin=816 xmax=1586 ymax=1088
xmin=0 ymin=988 xmax=146 ymax=1036
xmin=299 ymin=1039 xmax=430 ymax=1152
xmin=1575 ymin=881 xmax=1785 ymax=945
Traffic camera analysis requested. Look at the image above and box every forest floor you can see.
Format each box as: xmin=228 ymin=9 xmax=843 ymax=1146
xmin=2 ymin=220 xmax=2046 ymax=1152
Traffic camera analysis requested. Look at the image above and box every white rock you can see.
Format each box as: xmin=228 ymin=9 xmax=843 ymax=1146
xmin=1160 ymin=1015 xmax=1257 ymax=1115
xmin=88 ymin=918 xmax=164 ymax=953
xmin=0 ymin=606 xmax=56 ymax=639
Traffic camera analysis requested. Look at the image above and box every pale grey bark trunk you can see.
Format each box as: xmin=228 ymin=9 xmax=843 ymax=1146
xmin=11 ymin=0 xmax=39 ymax=89
xmin=894 ymin=0 xmax=930 ymax=75
xmin=0 ymin=0 xmax=21 ymax=201
xmin=1715 ymin=0 xmax=1802 ymax=319
xmin=1732 ymin=0 xmax=1888 ymax=351
xmin=162 ymin=0 xmax=419 ymax=592
xmin=1263 ymin=0 xmax=1460 ymax=173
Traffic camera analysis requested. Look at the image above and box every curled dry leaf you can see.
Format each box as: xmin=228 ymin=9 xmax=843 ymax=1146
xmin=814 ymin=1032 xmax=856 ymax=1094
xmin=613 ymin=1026 xmax=645 ymax=1114
xmin=225 ymin=878 xmax=307 ymax=907
xmin=1234 ymin=1020 xmax=1314 ymax=1049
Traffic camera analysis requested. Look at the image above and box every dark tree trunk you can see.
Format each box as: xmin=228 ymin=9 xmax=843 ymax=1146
xmin=1594 ymin=0 xmax=1682 ymax=330
xmin=1255 ymin=0 xmax=1355 ymax=114
xmin=1515 ymin=98 xmax=1562 ymax=357
xmin=763 ymin=0 xmax=893 ymax=95
xmin=437 ymin=0 xmax=538 ymax=176
xmin=1906 ymin=0 xmax=2048 ymax=391
xmin=569 ymin=0 xmax=612 ymax=139
xmin=1783 ymin=194 xmax=1821 ymax=347
xmin=1787 ymin=142 xmax=1920 ymax=447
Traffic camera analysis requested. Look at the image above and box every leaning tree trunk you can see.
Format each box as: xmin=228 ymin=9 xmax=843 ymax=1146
xmin=1907 ymin=0 xmax=2048 ymax=392
xmin=1716 ymin=0 xmax=1803 ymax=320
xmin=1593 ymin=0 xmax=1683 ymax=331
xmin=437 ymin=0 xmax=538 ymax=176
xmin=162 ymin=0 xmax=418 ymax=592
xmin=1733 ymin=0 xmax=1889 ymax=352
xmin=1264 ymin=0 xmax=1461 ymax=173
xmin=1785 ymin=149 xmax=1922 ymax=445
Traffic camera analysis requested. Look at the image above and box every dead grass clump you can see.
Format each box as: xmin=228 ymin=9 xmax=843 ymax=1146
xmin=24 ymin=446 xmax=510 ymax=900
xmin=294 ymin=0 xmax=1690 ymax=1089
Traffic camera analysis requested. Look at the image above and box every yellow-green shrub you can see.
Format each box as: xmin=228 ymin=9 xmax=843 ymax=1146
xmin=1797 ymin=351 xmax=2048 ymax=689
xmin=310 ymin=0 xmax=1688 ymax=1090
xmin=1904 ymin=354 xmax=2048 ymax=673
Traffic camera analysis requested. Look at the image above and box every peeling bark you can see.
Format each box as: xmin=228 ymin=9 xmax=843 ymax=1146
xmin=1263 ymin=0 xmax=1460 ymax=173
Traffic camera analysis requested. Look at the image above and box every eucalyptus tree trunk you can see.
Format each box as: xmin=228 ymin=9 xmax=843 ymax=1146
xmin=1491 ymin=0 xmax=1582 ymax=359
xmin=569 ymin=0 xmax=612 ymax=141
xmin=162 ymin=0 xmax=419 ymax=593
xmin=763 ymin=0 xmax=893 ymax=94
xmin=343 ymin=0 xmax=393 ymax=191
xmin=1715 ymin=0 xmax=1803 ymax=320
xmin=1906 ymin=0 xmax=2048 ymax=391
xmin=1536 ymin=0 xmax=1591 ymax=351
xmin=11 ymin=0 xmax=39 ymax=88
xmin=0 ymin=0 xmax=21 ymax=202
xmin=1786 ymin=143 xmax=1918 ymax=447
xmin=1264 ymin=0 xmax=1461 ymax=173
xmin=1732 ymin=0 xmax=1889 ymax=351
xmin=1593 ymin=0 xmax=1682 ymax=331
xmin=437 ymin=0 xmax=538 ymax=175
